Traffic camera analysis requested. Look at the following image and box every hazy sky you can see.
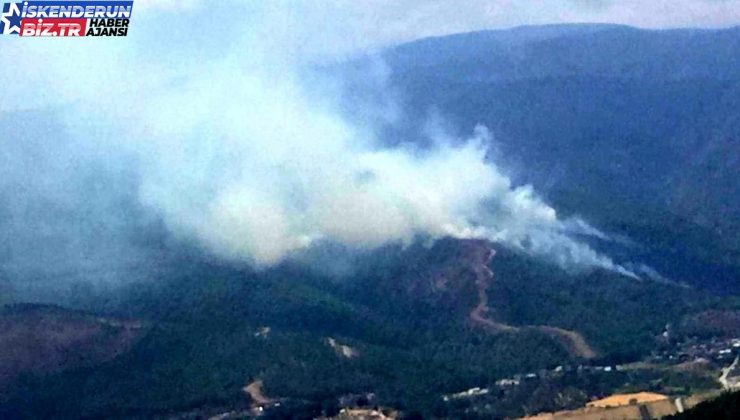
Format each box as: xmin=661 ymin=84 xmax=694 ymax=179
xmin=1 ymin=0 xmax=733 ymax=284
xmin=0 ymin=0 xmax=652 ymax=275
xmin=136 ymin=0 xmax=740 ymax=57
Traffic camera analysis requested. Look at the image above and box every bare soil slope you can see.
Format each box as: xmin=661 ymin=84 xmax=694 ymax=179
xmin=0 ymin=304 xmax=145 ymax=392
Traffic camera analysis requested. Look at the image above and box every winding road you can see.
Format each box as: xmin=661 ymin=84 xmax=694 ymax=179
xmin=469 ymin=249 xmax=519 ymax=333
xmin=468 ymin=245 xmax=597 ymax=359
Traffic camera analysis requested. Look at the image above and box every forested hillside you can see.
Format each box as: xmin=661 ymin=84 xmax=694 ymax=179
xmin=2 ymin=239 xmax=736 ymax=418
xmin=365 ymin=24 xmax=740 ymax=293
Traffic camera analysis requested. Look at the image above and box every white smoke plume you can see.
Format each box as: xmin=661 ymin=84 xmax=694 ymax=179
xmin=0 ymin=2 xmax=633 ymax=279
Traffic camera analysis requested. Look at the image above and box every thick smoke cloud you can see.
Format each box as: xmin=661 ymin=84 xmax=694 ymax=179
xmin=0 ymin=2 xmax=633 ymax=287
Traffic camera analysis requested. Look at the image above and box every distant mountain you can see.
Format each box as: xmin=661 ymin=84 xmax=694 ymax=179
xmin=368 ymin=24 xmax=740 ymax=293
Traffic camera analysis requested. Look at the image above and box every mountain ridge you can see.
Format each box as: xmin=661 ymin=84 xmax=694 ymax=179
xmin=366 ymin=23 xmax=740 ymax=293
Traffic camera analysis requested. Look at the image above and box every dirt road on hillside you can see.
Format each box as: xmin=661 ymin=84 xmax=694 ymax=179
xmin=468 ymin=245 xmax=597 ymax=359
xmin=244 ymin=380 xmax=273 ymax=406
xmin=469 ymin=249 xmax=519 ymax=333
xmin=532 ymin=325 xmax=597 ymax=359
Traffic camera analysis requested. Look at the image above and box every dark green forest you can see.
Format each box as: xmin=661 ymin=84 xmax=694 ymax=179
xmin=2 ymin=238 xmax=736 ymax=418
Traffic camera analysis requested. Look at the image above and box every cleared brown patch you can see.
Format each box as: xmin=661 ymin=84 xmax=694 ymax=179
xmin=521 ymin=391 xmax=719 ymax=420
xmin=243 ymin=379 xmax=273 ymax=406
xmin=0 ymin=304 xmax=146 ymax=392
xmin=586 ymin=392 xmax=668 ymax=408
